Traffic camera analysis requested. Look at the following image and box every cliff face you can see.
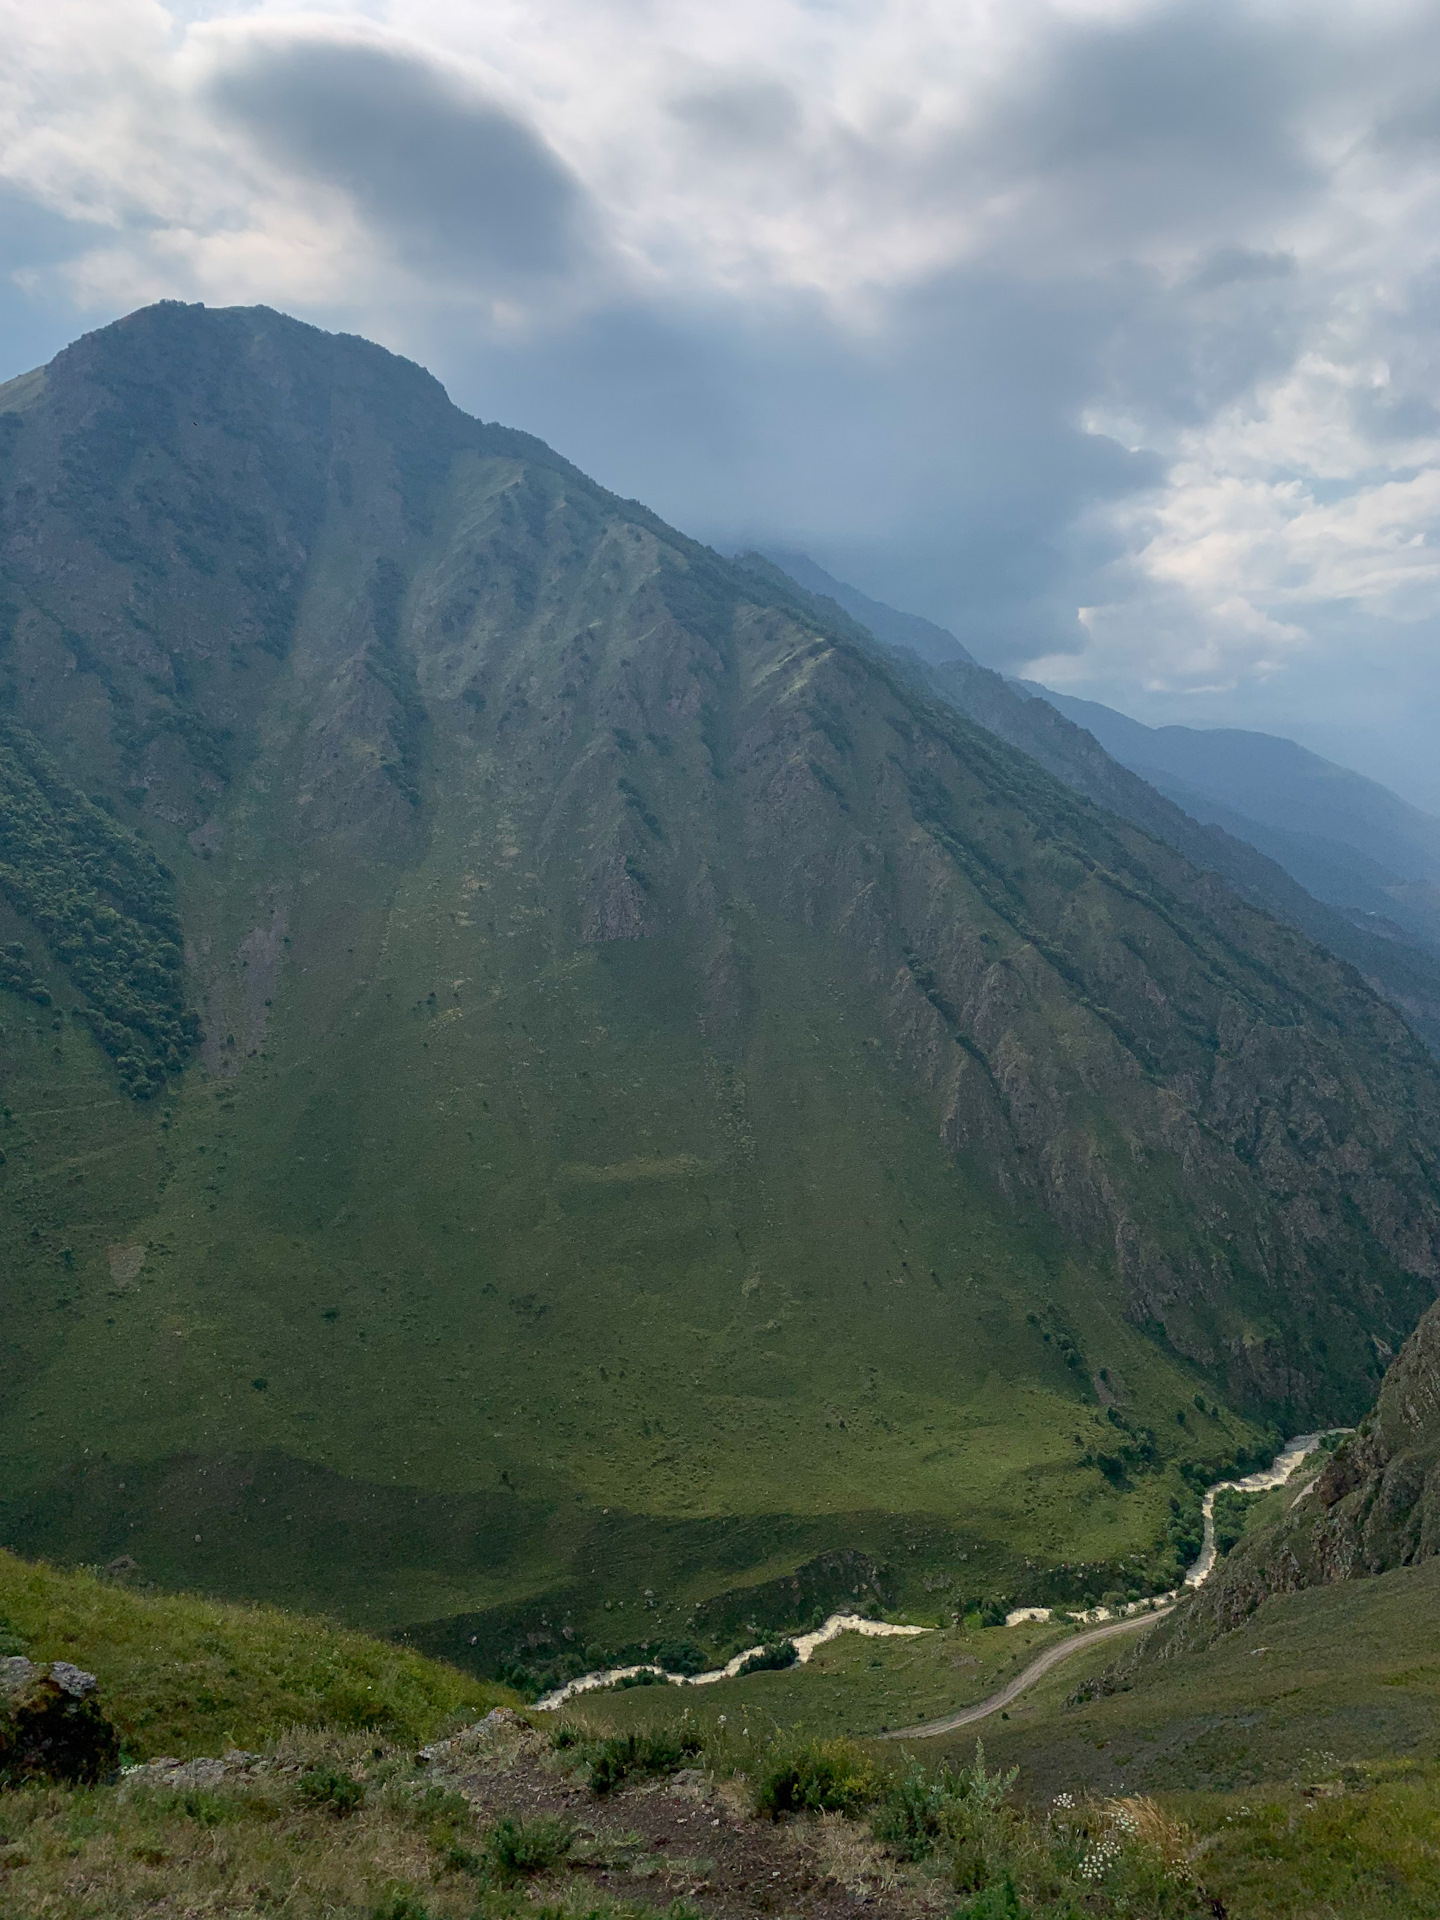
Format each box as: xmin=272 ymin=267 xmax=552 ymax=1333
xmin=1276 ymin=1295 xmax=1440 ymax=1582
xmin=4 ymin=302 xmax=1440 ymax=1633
xmin=1139 ymin=1297 xmax=1440 ymax=1661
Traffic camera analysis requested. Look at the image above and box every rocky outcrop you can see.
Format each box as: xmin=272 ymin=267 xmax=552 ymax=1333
xmin=0 ymin=1656 xmax=119 ymax=1784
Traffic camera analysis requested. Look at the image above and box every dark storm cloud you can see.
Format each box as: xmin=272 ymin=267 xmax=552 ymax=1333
xmin=210 ymin=34 xmax=592 ymax=282
xmin=419 ymin=256 xmax=1164 ymax=665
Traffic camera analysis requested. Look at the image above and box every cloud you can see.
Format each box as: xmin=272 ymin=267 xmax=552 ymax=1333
xmin=4 ymin=0 xmax=1440 ymax=799
xmin=206 ymin=29 xmax=593 ymax=287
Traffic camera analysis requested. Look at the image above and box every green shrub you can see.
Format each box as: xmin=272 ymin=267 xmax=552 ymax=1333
xmin=372 ymin=1894 xmax=431 ymax=1920
xmin=588 ymin=1727 xmax=703 ymax=1794
xmin=1213 ymin=1485 xmax=1266 ymax=1557
xmin=297 ymin=1765 xmax=365 ymax=1816
xmin=873 ymin=1761 xmax=962 ymax=1861
xmin=149 ymin=1787 xmax=260 ymax=1828
xmin=951 ymin=1872 xmax=1029 ymax=1919
xmin=485 ymin=1812 xmax=574 ymax=1877
xmin=873 ymin=1745 xmax=1018 ymax=1864
xmin=752 ymin=1736 xmax=876 ymax=1818
xmin=615 ymin=1667 xmax=673 ymax=1690
xmin=651 ymin=1639 xmax=707 ymax=1677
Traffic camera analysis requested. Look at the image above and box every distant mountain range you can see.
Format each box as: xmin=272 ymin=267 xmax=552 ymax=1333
xmin=5 ymin=306 xmax=1440 ymax=1682
xmin=759 ymin=551 xmax=1440 ymax=1059
xmin=760 ymin=550 xmax=977 ymax=669
xmin=1017 ymin=689 xmax=1440 ymax=958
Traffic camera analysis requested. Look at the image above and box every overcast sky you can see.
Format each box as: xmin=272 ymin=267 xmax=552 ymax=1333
xmin=5 ymin=1 xmax=1440 ymax=806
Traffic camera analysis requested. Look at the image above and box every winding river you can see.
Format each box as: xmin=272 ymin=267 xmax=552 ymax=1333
xmin=534 ymin=1433 xmax=1334 ymax=1726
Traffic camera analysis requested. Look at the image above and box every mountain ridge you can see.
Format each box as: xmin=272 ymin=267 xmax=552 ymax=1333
xmin=752 ymin=554 xmax=1440 ymax=1057
xmin=1022 ymin=684 xmax=1440 ymax=958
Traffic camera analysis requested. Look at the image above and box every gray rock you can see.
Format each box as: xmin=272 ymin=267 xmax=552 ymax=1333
xmin=123 ymin=1751 xmax=264 ymax=1790
xmin=49 ymin=1662 xmax=98 ymax=1699
xmin=0 ymin=1659 xmax=119 ymax=1784
xmin=0 ymin=1656 xmax=36 ymax=1695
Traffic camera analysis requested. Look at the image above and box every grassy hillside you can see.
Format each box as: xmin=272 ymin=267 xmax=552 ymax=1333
xmin=0 ymin=1548 xmax=513 ymax=1760
xmin=4 ymin=302 xmax=1440 ymax=1676
xmin=941 ymin=1558 xmax=1440 ymax=1794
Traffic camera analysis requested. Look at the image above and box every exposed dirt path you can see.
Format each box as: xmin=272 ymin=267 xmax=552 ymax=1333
xmin=879 ymin=1605 xmax=1175 ymax=1741
xmin=422 ymin=1710 xmax=924 ymax=1918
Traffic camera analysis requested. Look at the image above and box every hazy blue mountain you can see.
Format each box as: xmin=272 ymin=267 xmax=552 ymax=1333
xmin=756 ymin=549 xmax=976 ymax=668
xmin=1023 ymin=688 xmax=1440 ymax=957
xmin=756 ymin=554 xmax=1440 ymax=1057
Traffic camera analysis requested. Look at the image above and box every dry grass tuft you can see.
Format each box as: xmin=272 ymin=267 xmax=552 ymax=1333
xmin=803 ymin=1807 xmax=903 ymax=1900
xmin=1104 ymin=1793 xmax=1194 ymax=1871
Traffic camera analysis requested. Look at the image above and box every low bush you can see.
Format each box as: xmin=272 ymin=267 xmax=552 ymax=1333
xmin=1213 ymin=1485 xmax=1266 ymax=1558
xmin=952 ymin=1872 xmax=1028 ymax=1919
xmin=651 ymin=1639 xmax=708 ymax=1677
xmin=297 ymin=1765 xmax=365 ymax=1816
xmin=752 ymin=1735 xmax=876 ymax=1818
xmin=873 ymin=1761 xmax=962 ymax=1860
xmin=587 ymin=1726 xmax=703 ymax=1794
xmin=873 ymin=1745 xmax=1017 ymax=1863
xmin=615 ymin=1667 xmax=673 ymax=1690
xmin=484 ymin=1812 xmax=575 ymax=1877
xmin=372 ymin=1895 xmax=431 ymax=1920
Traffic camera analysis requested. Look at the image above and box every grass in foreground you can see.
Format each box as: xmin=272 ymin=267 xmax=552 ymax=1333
xmin=0 ymin=1727 xmax=700 ymax=1920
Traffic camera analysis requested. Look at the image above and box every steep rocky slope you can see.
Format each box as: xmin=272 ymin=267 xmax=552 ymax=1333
xmin=1154 ymin=1293 xmax=1440 ymax=1659
xmin=3 ymin=303 xmax=1440 ymax=1661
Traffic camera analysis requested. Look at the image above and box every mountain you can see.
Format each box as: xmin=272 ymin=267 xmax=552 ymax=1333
xmin=5 ymin=304 xmax=1440 ymax=1680
xmin=754 ymin=557 xmax=1440 ymax=1058
xmin=756 ymin=549 xmax=976 ymax=668
xmin=1022 ymin=688 xmax=1440 ymax=958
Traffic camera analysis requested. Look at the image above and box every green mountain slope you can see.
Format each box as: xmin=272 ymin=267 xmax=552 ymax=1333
xmin=4 ymin=303 xmax=1440 ymax=1673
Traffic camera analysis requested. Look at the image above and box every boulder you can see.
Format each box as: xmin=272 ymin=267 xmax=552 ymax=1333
xmin=0 ymin=1656 xmax=120 ymax=1785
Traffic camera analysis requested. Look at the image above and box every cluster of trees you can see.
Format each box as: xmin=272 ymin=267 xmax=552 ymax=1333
xmin=0 ymin=942 xmax=50 ymax=1007
xmin=1082 ymin=1407 xmax=1161 ymax=1485
xmin=0 ymin=726 xmax=199 ymax=1096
